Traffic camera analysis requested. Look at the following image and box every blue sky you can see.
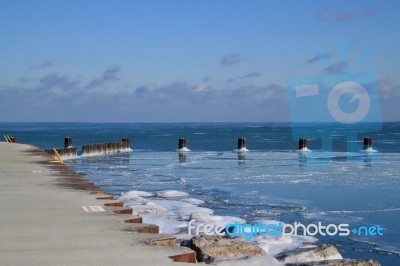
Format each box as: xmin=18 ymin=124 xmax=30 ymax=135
xmin=0 ymin=0 xmax=399 ymax=122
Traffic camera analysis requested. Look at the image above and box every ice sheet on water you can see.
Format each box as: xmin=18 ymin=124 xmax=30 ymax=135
xmin=181 ymin=198 xmax=205 ymax=205
xmin=126 ymin=202 xmax=167 ymax=214
xmin=155 ymin=190 xmax=189 ymax=198
xmin=189 ymin=212 xmax=246 ymax=224
xmin=150 ymin=199 xmax=213 ymax=217
xmin=119 ymin=190 xmax=154 ymax=199
xmin=120 ymin=193 xmax=213 ymax=235
xmin=234 ymin=147 xmax=249 ymax=152
xmin=327 ymin=207 xmax=400 ymax=214
xmin=68 ymin=149 xmax=400 ymax=264
xmin=350 ymin=238 xmax=400 ymax=257
xmin=120 ymin=192 xmax=251 ymax=240
xmin=144 ymin=216 xmax=188 ymax=235
xmin=297 ymin=148 xmax=311 ymax=153
xmin=139 ymin=200 xmax=214 ymax=235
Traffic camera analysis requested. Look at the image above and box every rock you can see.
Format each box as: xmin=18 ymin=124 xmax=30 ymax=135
xmin=180 ymin=239 xmax=191 ymax=248
xmin=188 ymin=235 xmax=266 ymax=263
xmin=285 ymin=259 xmax=381 ymax=266
xmin=276 ymin=244 xmax=342 ymax=264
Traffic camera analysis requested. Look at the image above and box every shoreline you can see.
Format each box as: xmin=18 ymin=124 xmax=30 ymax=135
xmin=0 ymin=142 xmax=195 ymax=265
xmin=0 ymin=141 xmax=385 ymax=265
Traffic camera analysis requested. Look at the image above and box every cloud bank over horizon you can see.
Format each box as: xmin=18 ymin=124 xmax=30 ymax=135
xmin=1 ymin=65 xmax=398 ymax=122
xmin=0 ymin=68 xmax=289 ymax=122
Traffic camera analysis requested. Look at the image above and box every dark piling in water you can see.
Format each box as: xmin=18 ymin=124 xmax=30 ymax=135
xmin=298 ymin=138 xmax=308 ymax=150
xmin=237 ymin=138 xmax=246 ymax=150
xmin=178 ymin=138 xmax=187 ymax=150
xmin=64 ymin=137 xmax=73 ymax=148
xmin=363 ymin=137 xmax=372 ymax=150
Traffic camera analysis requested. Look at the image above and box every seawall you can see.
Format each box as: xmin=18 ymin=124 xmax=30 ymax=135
xmin=0 ymin=142 xmax=195 ymax=265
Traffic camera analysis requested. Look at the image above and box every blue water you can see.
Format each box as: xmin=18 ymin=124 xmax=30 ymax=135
xmin=1 ymin=122 xmax=399 ymax=265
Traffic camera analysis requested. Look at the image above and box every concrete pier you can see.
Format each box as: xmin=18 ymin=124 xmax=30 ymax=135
xmin=44 ymin=137 xmax=77 ymax=159
xmin=0 ymin=142 xmax=195 ymax=265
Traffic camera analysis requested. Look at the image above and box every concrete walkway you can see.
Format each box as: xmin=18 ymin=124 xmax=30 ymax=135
xmin=0 ymin=142 xmax=195 ymax=265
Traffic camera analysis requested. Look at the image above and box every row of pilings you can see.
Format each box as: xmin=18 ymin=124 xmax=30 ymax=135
xmin=181 ymin=137 xmax=374 ymax=151
xmin=43 ymin=136 xmax=374 ymax=159
xmin=44 ymin=137 xmax=131 ymax=159
xmin=82 ymin=138 xmax=130 ymax=156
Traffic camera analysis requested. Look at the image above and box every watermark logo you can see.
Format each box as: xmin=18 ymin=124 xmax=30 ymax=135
xmin=188 ymin=220 xmax=384 ymax=241
xmin=327 ymin=81 xmax=371 ymax=124
xmin=287 ymin=41 xmax=382 ymax=166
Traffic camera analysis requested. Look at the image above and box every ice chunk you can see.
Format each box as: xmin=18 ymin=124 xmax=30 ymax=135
xmin=119 ymin=190 xmax=154 ymax=199
xmin=181 ymin=198 xmax=205 ymax=205
xmin=127 ymin=202 xmax=167 ymax=214
xmin=155 ymin=190 xmax=189 ymax=198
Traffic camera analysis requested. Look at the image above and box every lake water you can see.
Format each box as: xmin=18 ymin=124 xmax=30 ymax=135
xmin=1 ymin=122 xmax=399 ymax=265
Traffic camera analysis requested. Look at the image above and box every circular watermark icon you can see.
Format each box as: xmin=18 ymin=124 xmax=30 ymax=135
xmin=327 ymin=81 xmax=371 ymax=124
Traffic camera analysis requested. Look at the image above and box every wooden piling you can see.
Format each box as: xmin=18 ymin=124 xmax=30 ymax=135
xmin=64 ymin=137 xmax=73 ymax=148
xmin=237 ymin=138 xmax=246 ymax=149
xmin=363 ymin=137 xmax=372 ymax=150
xmin=44 ymin=147 xmax=77 ymax=159
xmin=298 ymin=138 xmax=308 ymax=150
xmin=81 ymin=139 xmax=131 ymax=156
xmin=178 ymin=138 xmax=187 ymax=149
xmin=122 ymin=138 xmax=130 ymax=148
